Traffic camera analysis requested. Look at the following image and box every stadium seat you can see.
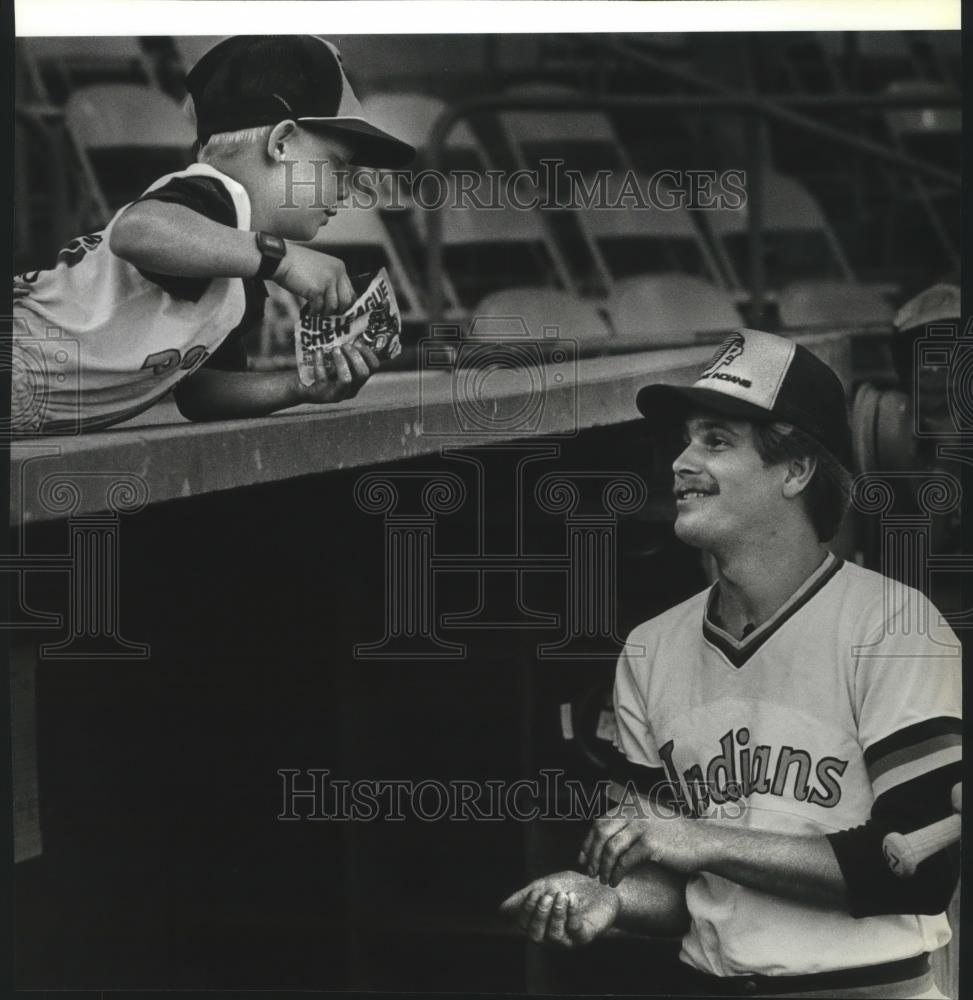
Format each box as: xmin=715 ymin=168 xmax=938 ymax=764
xmin=251 ymin=280 xmax=304 ymax=370
xmin=263 ymin=207 xmax=429 ymax=367
xmin=470 ymin=287 xmax=613 ymax=346
xmin=607 ymin=273 xmax=742 ymax=346
xmin=356 ymin=94 xmax=496 ymax=308
xmin=19 ymin=37 xmax=158 ymax=103
xmin=572 ymin=170 xmax=726 ymax=294
xmin=305 ymin=205 xmax=426 ymax=319
xmin=172 ymin=36 xmax=227 ymax=75
xmin=65 ymin=83 xmax=196 ymax=229
xmin=778 ymin=280 xmax=894 ymax=329
xmin=495 ymin=84 xmax=644 ymax=298
xmin=360 ymin=92 xmax=493 ymax=224
xmin=499 ymin=82 xmax=636 ymax=174
xmin=361 ymin=92 xmax=492 ymax=173
xmin=67 ymin=83 xmax=195 ymax=150
xmin=706 ymin=172 xmax=854 ymax=291
xmin=420 ymin=176 xmax=577 ymax=309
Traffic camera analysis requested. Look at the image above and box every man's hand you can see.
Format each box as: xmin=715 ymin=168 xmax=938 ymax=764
xmin=272 ymin=245 xmax=355 ymax=315
xmin=499 ymin=871 xmax=619 ymax=947
xmin=580 ymin=803 xmax=704 ymax=887
xmin=299 ymin=342 xmax=381 ymax=404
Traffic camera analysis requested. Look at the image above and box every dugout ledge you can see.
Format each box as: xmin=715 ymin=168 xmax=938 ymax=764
xmin=10 ymin=333 xmax=853 ymax=524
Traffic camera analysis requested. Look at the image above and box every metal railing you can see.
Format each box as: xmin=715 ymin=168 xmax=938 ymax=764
xmin=425 ymin=89 xmax=960 ymax=325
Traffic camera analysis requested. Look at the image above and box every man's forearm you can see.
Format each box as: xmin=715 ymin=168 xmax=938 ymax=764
xmin=586 ymin=809 xmax=850 ymax=911
xmin=695 ymin=823 xmax=848 ymax=909
xmin=174 ymin=368 xmax=305 ymax=420
xmin=110 ymin=202 xmax=262 ymax=279
xmin=612 ymin=863 xmax=690 ymax=937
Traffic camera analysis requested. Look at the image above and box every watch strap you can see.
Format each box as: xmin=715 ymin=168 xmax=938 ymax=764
xmin=255 ymin=231 xmax=286 ymax=280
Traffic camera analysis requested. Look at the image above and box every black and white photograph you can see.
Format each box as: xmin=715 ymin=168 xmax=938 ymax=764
xmin=5 ymin=1 xmax=966 ymax=997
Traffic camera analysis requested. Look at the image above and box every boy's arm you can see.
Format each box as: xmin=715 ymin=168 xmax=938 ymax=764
xmin=110 ymin=201 xmax=354 ymax=313
xmin=499 ymin=864 xmax=689 ymax=947
xmin=173 ymin=342 xmax=381 ymax=421
xmin=613 ymin=862 xmax=691 ymax=937
xmin=110 ymin=201 xmax=263 ymax=278
xmin=111 ymin=197 xmax=381 ymax=420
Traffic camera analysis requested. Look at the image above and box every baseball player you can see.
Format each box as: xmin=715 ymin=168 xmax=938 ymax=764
xmin=502 ymin=330 xmax=961 ymax=999
xmin=11 ymin=36 xmax=415 ymax=433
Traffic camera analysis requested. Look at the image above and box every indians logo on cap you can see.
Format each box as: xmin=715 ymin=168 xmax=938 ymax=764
xmin=700 ymin=332 xmax=746 ymax=379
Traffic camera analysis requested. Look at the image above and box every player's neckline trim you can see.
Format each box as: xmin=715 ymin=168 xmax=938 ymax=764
xmin=703 ymin=552 xmax=844 ymax=668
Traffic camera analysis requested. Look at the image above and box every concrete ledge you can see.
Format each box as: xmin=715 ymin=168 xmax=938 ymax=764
xmin=10 ymin=333 xmax=852 ymax=524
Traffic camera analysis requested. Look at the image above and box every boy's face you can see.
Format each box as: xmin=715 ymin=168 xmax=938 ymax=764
xmin=264 ymin=126 xmax=358 ymax=241
xmin=671 ymin=411 xmax=786 ymax=553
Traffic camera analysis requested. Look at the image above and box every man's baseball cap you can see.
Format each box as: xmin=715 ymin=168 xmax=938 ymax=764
xmin=185 ymin=35 xmax=416 ymax=168
xmin=636 ymin=329 xmax=853 ymax=469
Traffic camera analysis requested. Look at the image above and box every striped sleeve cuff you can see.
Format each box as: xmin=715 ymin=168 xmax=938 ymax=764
xmin=829 ymin=715 xmax=961 ymax=917
xmin=865 ymin=717 xmax=962 ymax=800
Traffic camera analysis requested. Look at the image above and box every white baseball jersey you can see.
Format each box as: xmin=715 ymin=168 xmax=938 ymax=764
xmin=613 ymin=553 xmax=961 ymax=978
xmin=12 ymin=163 xmax=263 ymax=433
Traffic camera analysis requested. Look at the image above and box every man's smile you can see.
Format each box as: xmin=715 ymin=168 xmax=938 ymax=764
xmin=674 ymin=483 xmax=719 ymax=504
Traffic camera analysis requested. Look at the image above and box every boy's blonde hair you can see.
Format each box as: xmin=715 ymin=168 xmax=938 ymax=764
xmin=183 ymin=95 xmax=272 ymax=163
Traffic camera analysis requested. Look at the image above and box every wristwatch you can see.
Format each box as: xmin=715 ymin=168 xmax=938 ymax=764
xmin=255 ymin=231 xmax=287 ymax=279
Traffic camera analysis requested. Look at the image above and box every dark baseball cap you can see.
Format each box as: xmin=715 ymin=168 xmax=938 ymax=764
xmin=186 ymin=35 xmax=416 ymax=168
xmin=636 ymin=329 xmax=853 ymax=469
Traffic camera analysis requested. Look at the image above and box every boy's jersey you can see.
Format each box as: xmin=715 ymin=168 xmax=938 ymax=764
xmin=613 ymin=554 xmax=961 ymax=978
xmin=13 ymin=163 xmax=263 ymax=433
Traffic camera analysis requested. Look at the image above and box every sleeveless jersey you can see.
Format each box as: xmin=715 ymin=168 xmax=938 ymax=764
xmin=13 ymin=163 xmax=255 ymax=433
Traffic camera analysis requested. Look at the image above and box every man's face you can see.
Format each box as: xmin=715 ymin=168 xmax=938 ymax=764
xmin=671 ymin=411 xmax=784 ymax=552
xmin=272 ymin=127 xmax=357 ymax=240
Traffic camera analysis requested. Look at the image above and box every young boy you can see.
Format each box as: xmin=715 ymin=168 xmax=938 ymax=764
xmin=12 ymin=35 xmax=415 ymax=433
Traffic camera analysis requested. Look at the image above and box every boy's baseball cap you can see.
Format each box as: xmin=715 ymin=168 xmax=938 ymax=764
xmin=636 ymin=329 xmax=853 ymax=469
xmin=186 ymin=35 xmax=416 ymax=167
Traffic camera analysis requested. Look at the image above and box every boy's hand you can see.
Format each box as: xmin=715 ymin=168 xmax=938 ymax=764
xmin=272 ymin=245 xmax=355 ymax=315
xmin=299 ymin=342 xmax=381 ymax=404
xmin=499 ymin=871 xmax=620 ymax=947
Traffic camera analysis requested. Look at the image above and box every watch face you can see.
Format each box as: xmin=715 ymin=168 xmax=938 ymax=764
xmin=258 ymin=232 xmax=286 ymax=258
